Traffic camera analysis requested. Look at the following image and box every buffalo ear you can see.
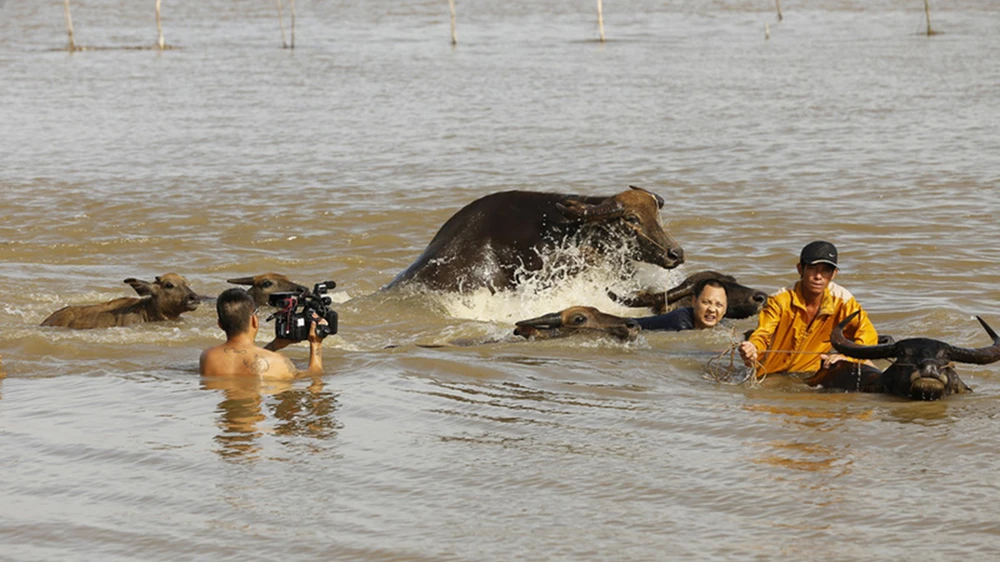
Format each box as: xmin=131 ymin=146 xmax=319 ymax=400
xmin=553 ymin=199 xmax=587 ymax=224
xmin=629 ymin=185 xmax=665 ymax=209
xmin=124 ymin=278 xmax=153 ymax=296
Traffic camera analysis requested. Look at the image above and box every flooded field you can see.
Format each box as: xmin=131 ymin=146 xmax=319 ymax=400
xmin=1 ymin=1 xmax=999 ymax=560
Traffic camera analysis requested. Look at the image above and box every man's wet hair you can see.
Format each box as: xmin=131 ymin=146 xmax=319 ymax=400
xmin=693 ymin=278 xmax=728 ymax=300
xmin=216 ymin=287 xmax=256 ymax=337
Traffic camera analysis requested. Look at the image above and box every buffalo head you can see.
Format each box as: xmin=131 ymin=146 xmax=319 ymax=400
xmin=124 ymin=273 xmax=201 ymax=318
xmin=514 ymin=306 xmax=640 ymax=342
xmin=556 ymin=186 xmax=684 ymax=270
xmin=227 ymin=273 xmax=309 ymax=307
xmin=831 ymin=311 xmax=1000 ymax=400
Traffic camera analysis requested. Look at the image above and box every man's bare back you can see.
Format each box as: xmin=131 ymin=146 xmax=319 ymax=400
xmin=200 ymin=340 xmax=299 ymax=379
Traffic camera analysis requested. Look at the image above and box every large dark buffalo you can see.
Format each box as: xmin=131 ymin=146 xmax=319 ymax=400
xmin=384 ymin=186 xmax=684 ymax=292
xmin=611 ymin=270 xmax=767 ymax=319
xmin=807 ymin=311 xmax=1000 ymax=400
xmin=514 ymin=306 xmax=640 ymax=342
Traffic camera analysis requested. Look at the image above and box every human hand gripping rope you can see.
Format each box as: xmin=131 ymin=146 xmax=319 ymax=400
xmin=705 ymin=328 xmax=835 ymax=387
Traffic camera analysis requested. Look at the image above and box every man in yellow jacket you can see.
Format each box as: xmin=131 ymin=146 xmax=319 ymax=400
xmin=738 ymin=241 xmax=878 ymax=377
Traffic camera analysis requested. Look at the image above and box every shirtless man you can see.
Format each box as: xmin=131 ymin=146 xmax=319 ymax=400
xmin=200 ymin=287 xmax=325 ymax=379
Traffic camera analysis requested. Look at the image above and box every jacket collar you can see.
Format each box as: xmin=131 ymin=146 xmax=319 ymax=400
xmin=790 ymin=282 xmax=837 ymax=317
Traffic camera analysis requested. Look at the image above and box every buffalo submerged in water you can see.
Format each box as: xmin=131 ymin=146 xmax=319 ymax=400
xmin=384 ymin=186 xmax=684 ymax=292
xmin=807 ymin=311 xmax=1000 ymax=401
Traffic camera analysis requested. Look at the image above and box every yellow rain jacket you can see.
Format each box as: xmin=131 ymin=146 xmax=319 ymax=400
xmin=746 ymin=281 xmax=878 ymax=377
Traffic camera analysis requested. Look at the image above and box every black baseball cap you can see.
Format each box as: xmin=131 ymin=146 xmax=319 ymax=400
xmin=799 ymin=241 xmax=838 ymax=268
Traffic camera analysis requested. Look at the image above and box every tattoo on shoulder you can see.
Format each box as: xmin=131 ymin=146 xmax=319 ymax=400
xmin=224 ymin=348 xmax=247 ymax=355
xmin=244 ymin=354 xmax=270 ymax=376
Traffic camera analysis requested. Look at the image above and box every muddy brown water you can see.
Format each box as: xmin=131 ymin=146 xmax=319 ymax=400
xmin=2 ymin=1 xmax=1000 ymax=560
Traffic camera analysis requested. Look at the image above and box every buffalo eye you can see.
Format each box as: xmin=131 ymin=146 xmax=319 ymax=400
xmin=624 ymin=214 xmax=641 ymax=225
xmin=262 ymin=281 xmax=273 ymax=288
xmin=571 ymin=314 xmax=586 ymax=325
xmin=163 ymin=282 xmax=174 ymax=289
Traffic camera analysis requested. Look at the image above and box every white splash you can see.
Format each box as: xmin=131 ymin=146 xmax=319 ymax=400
xmin=435 ymin=238 xmax=686 ymax=325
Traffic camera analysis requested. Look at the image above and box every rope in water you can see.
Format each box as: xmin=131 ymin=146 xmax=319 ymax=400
xmin=705 ymin=332 xmax=835 ymax=387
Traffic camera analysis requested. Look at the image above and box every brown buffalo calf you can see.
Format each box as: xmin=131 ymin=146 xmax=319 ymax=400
xmin=41 ymin=273 xmax=202 ymax=329
xmin=226 ymin=273 xmax=308 ymax=307
xmin=514 ymin=306 xmax=640 ymax=342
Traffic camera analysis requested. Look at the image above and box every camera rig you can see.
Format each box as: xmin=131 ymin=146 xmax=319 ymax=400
xmin=265 ymin=281 xmax=339 ymax=342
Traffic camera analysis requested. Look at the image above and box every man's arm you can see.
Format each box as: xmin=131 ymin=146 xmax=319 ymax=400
xmin=846 ymin=303 xmax=878 ymax=346
xmin=259 ymin=320 xmax=324 ymax=378
xmin=299 ymin=320 xmax=324 ymax=376
xmin=821 ymin=299 xmax=878 ymax=369
xmin=635 ymin=308 xmax=694 ymax=332
xmin=740 ymin=295 xmax=783 ymax=366
xmin=264 ymin=337 xmax=295 ymax=351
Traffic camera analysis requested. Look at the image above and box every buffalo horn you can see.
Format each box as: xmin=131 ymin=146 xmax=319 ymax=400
xmin=830 ymin=311 xmax=899 ymax=360
xmin=947 ymin=316 xmax=1000 ymax=365
xmin=555 ymin=198 xmax=625 ymax=222
xmin=227 ymin=276 xmax=256 ymax=286
xmin=515 ymin=312 xmax=565 ymax=329
xmin=665 ymin=285 xmax=695 ymax=305
xmin=629 ymin=185 xmax=665 ymax=209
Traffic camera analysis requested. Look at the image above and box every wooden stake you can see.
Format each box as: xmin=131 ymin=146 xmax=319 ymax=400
xmin=764 ymin=22 xmax=770 ymax=40
xmin=276 ymin=0 xmax=288 ymax=48
xmin=63 ymin=0 xmax=77 ymax=51
xmin=155 ymin=0 xmax=165 ymax=50
xmin=597 ymin=0 xmax=605 ymax=43
xmin=290 ymin=0 xmax=296 ymax=49
xmin=924 ymin=0 xmax=934 ymax=36
xmin=448 ymin=0 xmax=457 ymax=46
xmin=775 ymin=0 xmax=783 ymax=22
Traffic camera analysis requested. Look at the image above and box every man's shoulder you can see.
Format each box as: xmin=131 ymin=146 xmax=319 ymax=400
xmin=671 ymin=307 xmax=696 ymax=328
xmin=635 ymin=307 xmax=694 ymax=331
xmin=770 ymin=286 xmax=793 ymax=298
xmin=765 ymin=286 xmax=795 ymax=308
xmin=199 ymin=344 xmax=231 ymax=364
xmin=827 ymin=281 xmax=855 ymax=302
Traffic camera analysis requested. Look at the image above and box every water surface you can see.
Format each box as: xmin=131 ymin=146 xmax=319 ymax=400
xmin=2 ymin=1 xmax=999 ymax=560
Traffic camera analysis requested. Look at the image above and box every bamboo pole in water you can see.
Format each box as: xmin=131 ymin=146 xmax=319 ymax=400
xmin=924 ymin=0 xmax=935 ymax=36
xmin=63 ymin=0 xmax=77 ymax=51
xmin=597 ymin=0 xmax=605 ymax=43
xmin=155 ymin=0 xmax=165 ymax=50
xmin=276 ymin=0 xmax=288 ymax=48
xmin=289 ymin=0 xmax=296 ymax=49
xmin=775 ymin=0 xmax=783 ymax=22
xmin=448 ymin=0 xmax=457 ymax=46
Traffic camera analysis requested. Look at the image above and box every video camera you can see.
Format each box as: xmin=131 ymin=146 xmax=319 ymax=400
xmin=266 ymin=281 xmax=339 ymax=342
